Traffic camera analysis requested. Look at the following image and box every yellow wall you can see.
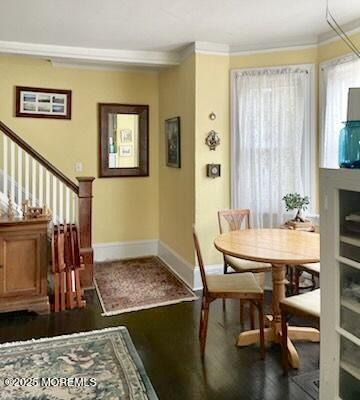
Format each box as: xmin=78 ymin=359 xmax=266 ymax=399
xmin=195 ymin=54 xmax=230 ymax=265
xmin=230 ymin=47 xmax=318 ymax=69
xmin=156 ymin=33 xmax=360 ymax=267
xmin=0 ymin=55 xmax=159 ymax=244
xmin=159 ymin=55 xmax=196 ymax=264
xmin=0 ymin=31 xmax=359 ymax=268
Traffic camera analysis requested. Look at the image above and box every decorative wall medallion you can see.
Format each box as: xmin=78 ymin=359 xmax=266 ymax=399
xmin=205 ymin=130 xmax=220 ymax=150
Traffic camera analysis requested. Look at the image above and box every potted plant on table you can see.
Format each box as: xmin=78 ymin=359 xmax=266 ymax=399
xmin=282 ymin=193 xmax=312 ymax=230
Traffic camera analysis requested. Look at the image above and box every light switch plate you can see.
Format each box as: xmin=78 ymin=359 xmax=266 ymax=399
xmin=75 ymin=162 xmax=83 ymax=172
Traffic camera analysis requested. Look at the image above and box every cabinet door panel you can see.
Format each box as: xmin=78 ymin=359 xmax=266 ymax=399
xmin=0 ymin=234 xmax=40 ymax=297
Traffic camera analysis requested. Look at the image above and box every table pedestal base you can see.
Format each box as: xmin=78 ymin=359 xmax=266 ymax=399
xmin=236 ymin=325 xmax=319 ymax=368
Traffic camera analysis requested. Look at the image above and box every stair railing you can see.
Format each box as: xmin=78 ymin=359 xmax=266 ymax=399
xmin=0 ymin=121 xmax=95 ymax=287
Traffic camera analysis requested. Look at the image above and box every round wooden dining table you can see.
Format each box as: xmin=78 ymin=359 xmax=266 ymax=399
xmin=214 ymin=228 xmax=320 ymax=368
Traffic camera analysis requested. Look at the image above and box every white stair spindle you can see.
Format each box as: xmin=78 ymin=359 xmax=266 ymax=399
xmin=73 ymin=193 xmax=79 ymax=225
xmin=0 ymin=133 xmax=81 ymax=228
xmin=65 ymin=187 xmax=70 ymax=223
xmin=31 ymin=159 xmax=37 ymax=206
xmin=17 ymin=147 xmax=22 ymax=206
xmin=71 ymin=192 xmax=76 ymax=223
xmin=72 ymin=193 xmax=75 ymax=224
xmin=59 ymin=182 xmax=64 ymax=223
xmin=10 ymin=141 xmax=15 ymax=201
xmin=38 ymin=165 xmax=44 ymax=206
xmin=25 ymin=153 xmax=30 ymax=201
xmin=52 ymin=176 xmax=57 ymax=223
xmin=71 ymin=271 xmax=75 ymax=291
xmin=45 ymin=170 xmax=50 ymax=209
xmin=3 ymin=136 xmax=8 ymax=196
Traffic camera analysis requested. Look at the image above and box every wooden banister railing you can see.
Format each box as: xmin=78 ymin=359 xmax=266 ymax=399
xmin=0 ymin=121 xmax=95 ymax=287
xmin=0 ymin=122 xmax=78 ymax=194
xmin=77 ymin=176 xmax=95 ymax=288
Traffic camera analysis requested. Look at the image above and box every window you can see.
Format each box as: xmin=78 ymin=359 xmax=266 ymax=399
xmin=320 ymin=55 xmax=360 ymax=168
xmin=231 ymin=65 xmax=315 ymax=228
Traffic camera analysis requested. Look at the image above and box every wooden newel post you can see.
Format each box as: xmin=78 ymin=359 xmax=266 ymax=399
xmin=76 ymin=176 xmax=95 ymax=289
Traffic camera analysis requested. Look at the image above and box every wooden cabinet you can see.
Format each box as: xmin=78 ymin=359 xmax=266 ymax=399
xmin=0 ymin=217 xmax=50 ymax=314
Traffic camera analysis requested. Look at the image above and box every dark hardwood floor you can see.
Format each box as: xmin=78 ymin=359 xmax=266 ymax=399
xmin=0 ymin=290 xmax=319 ymax=400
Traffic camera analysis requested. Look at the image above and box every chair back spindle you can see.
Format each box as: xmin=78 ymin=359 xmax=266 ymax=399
xmin=218 ymin=209 xmax=251 ymax=234
xmin=51 ymin=223 xmax=85 ymax=312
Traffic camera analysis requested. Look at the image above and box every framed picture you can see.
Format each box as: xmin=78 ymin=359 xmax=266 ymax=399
xmin=120 ymin=129 xmax=133 ymax=143
xmin=119 ymin=145 xmax=132 ymax=157
xmin=165 ymin=117 xmax=181 ymax=168
xmin=16 ymin=86 xmax=72 ymax=119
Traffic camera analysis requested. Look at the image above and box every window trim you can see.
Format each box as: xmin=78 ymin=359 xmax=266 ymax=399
xmin=230 ymin=63 xmax=317 ymax=214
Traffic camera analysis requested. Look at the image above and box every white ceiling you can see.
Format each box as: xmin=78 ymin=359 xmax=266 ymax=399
xmin=0 ymin=0 xmax=359 ymax=52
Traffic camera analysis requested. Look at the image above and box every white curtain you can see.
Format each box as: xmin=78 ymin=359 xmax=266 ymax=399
xmin=232 ymin=67 xmax=310 ymax=228
xmin=321 ymin=56 xmax=360 ymax=168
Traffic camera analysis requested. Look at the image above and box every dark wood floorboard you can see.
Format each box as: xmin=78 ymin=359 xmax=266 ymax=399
xmin=0 ymin=291 xmax=319 ymax=400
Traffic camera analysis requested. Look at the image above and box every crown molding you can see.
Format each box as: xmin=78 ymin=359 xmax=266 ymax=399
xmin=0 ymin=40 xmax=179 ymax=67
xmin=177 ymin=43 xmax=196 ymax=63
xmin=194 ymin=41 xmax=230 ymax=55
xmin=50 ymin=59 xmax=160 ymax=73
xmin=230 ymin=41 xmax=318 ymax=56
xmin=228 ymin=18 xmax=360 ymax=55
xmin=177 ymin=41 xmax=230 ymax=63
xmin=0 ymin=16 xmax=359 ymax=70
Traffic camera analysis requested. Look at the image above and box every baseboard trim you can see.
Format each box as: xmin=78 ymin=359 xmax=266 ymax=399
xmin=93 ymin=239 xmax=158 ymax=262
xmin=93 ymin=239 xmax=273 ymax=292
xmin=158 ymin=240 xmax=195 ymax=289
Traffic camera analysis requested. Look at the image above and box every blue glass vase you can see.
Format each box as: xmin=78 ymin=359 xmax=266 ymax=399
xmin=339 ymin=120 xmax=360 ymax=169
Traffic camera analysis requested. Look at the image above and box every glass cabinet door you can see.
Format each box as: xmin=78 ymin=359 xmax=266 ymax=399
xmin=338 ymin=190 xmax=360 ymax=400
xmin=339 ymin=336 xmax=360 ymax=400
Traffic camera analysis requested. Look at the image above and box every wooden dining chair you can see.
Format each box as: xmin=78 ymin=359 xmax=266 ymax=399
xmin=51 ymin=224 xmax=85 ymax=312
xmin=218 ymin=209 xmax=271 ymax=327
xmin=193 ymin=225 xmax=265 ymax=359
xmin=289 ymin=226 xmax=320 ymax=294
xmin=280 ymin=289 xmax=320 ymax=373
xmin=218 ymin=209 xmax=272 ymax=276
xmin=293 ymin=263 xmax=320 ymax=294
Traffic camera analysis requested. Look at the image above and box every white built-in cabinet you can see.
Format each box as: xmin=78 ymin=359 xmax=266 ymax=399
xmin=320 ymin=168 xmax=360 ymax=400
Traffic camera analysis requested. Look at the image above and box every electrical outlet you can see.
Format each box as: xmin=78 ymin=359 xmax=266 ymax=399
xmin=75 ymin=162 xmax=83 ymax=172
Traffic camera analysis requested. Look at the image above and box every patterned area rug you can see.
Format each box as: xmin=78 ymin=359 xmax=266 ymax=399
xmin=94 ymin=257 xmax=197 ymax=316
xmin=0 ymin=327 xmax=158 ymax=400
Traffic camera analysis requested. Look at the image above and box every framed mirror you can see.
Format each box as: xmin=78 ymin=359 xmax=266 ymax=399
xmin=99 ymin=103 xmax=149 ymax=177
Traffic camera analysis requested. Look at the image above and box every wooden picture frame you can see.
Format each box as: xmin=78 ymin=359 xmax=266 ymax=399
xmin=165 ymin=117 xmax=181 ymax=168
xmin=16 ymin=86 xmax=72 ymax=119
xmin=99 ymin=103 xmax=149 ymax=177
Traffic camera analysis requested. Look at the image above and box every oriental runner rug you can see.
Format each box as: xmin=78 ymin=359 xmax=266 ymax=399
xmin=0 ymin=327 xmax=158 ymax=400
xmin=94 ymin=256 xmax=197 ymax=316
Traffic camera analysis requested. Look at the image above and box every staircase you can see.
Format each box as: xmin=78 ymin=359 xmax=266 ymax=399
xmin=0 ymin=121 xmax=95 ymax=288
